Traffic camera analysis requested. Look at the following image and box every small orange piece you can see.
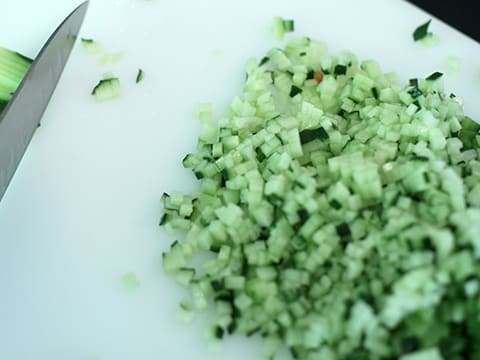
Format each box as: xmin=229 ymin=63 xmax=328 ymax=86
xmin=314 ymin=71 xmax=324 ymax=84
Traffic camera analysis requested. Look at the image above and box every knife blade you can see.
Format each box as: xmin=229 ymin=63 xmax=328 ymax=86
xmin=0 ymin=1 xmax=89 ymax=202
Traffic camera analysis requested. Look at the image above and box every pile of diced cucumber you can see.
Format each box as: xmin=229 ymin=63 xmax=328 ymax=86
xmin=160 ymin=36 xmax=480 ymax=360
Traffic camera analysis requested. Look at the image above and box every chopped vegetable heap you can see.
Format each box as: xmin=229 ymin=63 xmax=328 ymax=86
xmin=0 ymin=47 xmax=33 ymax=113
xmin=160 ymin=36 xmax=480 ymax=360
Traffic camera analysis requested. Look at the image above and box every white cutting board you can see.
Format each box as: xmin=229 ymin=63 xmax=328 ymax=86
xmin=0 ymin=1 xmax=479 ymax=359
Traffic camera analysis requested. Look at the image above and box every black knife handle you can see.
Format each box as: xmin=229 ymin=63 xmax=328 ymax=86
xmin=408 ymin=0 xmax=479 ymax=42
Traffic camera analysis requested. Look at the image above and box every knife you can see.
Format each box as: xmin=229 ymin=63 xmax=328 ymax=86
xmin=407 ymin=0 xmax=479 ymax=42
xmin=0 ymin=1 xmax=89 ymax=202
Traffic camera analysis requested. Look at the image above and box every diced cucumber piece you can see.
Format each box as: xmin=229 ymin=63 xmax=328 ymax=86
xmin=91 ymin=77 xmax=121 ymax=101
xmin=81 ymin=38 xmax=102 ymax=55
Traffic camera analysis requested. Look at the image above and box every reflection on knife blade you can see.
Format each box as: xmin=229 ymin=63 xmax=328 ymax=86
xmin=0 ymin=1 xmax=89 ymax=202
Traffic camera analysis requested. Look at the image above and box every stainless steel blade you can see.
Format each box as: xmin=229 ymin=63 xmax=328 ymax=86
xmin=0 ymin=1 xmax=89 ymax=202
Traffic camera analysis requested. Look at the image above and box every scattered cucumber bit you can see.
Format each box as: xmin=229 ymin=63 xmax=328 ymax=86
xmin=177 ymin=298 xmax=196 ymax=324
xmin=272 ymin=16 xmax=295 ymax=41
xmin=92 ymin=77 xmax=121 ymax=101
xmin=283 ymin=19 xmax=294 ymax=32
xmin=160 ymin=34 xmax=480 ymax=360
xmin=425 ymin=71 xmax=443 ymax=81
xmin=102 ymin=71 xmax=115 ymax=80
xmin=121 ymin=272 xmax=140 ymax=291
xmin=100 ymin=52 xmax=123 ymax=65
xmin=420 ymin=33 xmax=440 ymax=47
xmin=413 ymin=19 xmax=432 ymax=41
xmin=81 ymin=38 xmax=102 ymax=55
xmin=136 ymin=68 xmax=145 ymax=84
xmin=211 ymin=49 xmax=225 ymax=59
xmin=446 ymin=56 xmax=460 ymax=75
